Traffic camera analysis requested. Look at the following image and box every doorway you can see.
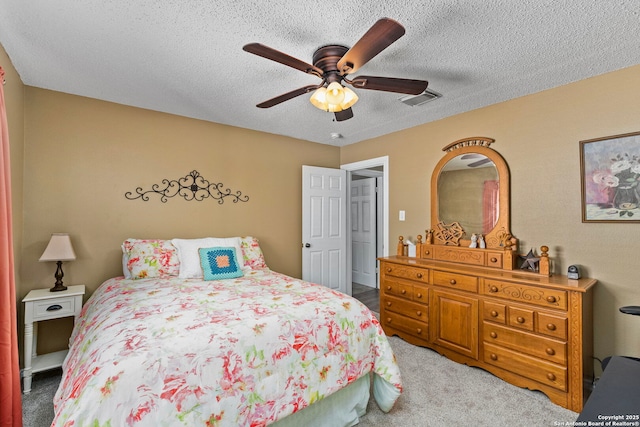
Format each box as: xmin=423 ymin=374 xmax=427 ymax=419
xmin=341 ymin=156 xmax=389 ymax=298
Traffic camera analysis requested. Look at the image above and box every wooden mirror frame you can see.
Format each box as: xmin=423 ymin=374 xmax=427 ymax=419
xmin=397 ymin=136 xmax=549 ymax=274
xmin=430 ymin=137 xmax=512 ymax=249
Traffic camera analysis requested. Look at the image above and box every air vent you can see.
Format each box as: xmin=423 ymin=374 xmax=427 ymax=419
xmin=399 ymin=89 xmax=442 ymax=106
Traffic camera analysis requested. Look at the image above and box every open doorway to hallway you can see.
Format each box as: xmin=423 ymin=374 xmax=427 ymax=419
xmin=342 ymin=156 xmax=388 ymax=313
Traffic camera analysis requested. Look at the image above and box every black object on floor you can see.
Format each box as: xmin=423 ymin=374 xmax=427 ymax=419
xmin=577 ymin=356 xmax=640 ymax=422
xmin=601 ymin=305 xmax=640 ymax=370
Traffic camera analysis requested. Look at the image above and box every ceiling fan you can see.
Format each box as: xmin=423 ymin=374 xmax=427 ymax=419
xmin=243 ymin=18 xmax=429 ymax=121
xmin=461 ymin=153 xmax=493 ymax=168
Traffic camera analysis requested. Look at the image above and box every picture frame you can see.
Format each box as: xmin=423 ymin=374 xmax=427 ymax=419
xmin=580 ymin=131 xmax=640 ymax=222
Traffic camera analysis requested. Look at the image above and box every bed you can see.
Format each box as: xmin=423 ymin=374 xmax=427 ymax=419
xmin=52 ymin=237 xmax=402 ymax=426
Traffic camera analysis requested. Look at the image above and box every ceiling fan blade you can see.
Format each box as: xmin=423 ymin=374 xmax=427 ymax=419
xmin=336 ymin=18 xmax=405 ymax=75
xmin=334 ymin=108 xmax=354 ymax=122
xmin=256 ymin=85 xmax=320 ymax=108
xmin=460 ymin=154 xmax=483 ymax=160
xmin=468 ymin=158 xmax=493 ymax=168
xmin=349 ymin=75 xmax=428 ymax=95
xmin=243 ymin=43 xmax=324 ymax=77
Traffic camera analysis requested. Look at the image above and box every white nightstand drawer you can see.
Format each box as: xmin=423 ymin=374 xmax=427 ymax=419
xmin=32 ymin=296 xmax=77 ymax=321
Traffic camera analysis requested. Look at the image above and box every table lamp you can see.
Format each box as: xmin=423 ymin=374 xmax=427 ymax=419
xmin=39 ymin=233 xmax=76 ymax=292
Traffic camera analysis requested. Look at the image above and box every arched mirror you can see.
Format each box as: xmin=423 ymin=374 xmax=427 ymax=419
xmin=430 ymin=137 xmax=512 ymax=249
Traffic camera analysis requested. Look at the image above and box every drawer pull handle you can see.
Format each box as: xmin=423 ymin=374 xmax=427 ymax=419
xmin=386 ymin=268 xmax=392 ymax=273
xmin=547 ymin=373 xmax=556 ymax=381
xmin=546 ymin=296 xmax=557 ymax=303
xmin=416 ymin=273 xmax=423 ymax=279
xmin=401 ymin=289 xmax=407 ymax=294
xmin=416 ymin=293 xmax=423 ymax=299
xmin=46 ymin=304 xmax=63 ymax=311
xmin=490 ymin=332 xmax=497 ymax=339
xmin=490 ymin=353 xmax=498 ymax=361
xmin=386 ymin=302 xmax=392 ymax=307
xmin=546 ymin=323 xmax=557 ymax=331
xmin=424 ymin=250 xmax=430 ymax=255
xmin=490 ymin=310 xmax=499 ymax=318
xmin=386 ymin=318 xmax=392 ymax=324
xmin=546 ymin=348 xmax=556 ymax=356
xmin=516 ymin=316 xmax=525 ymax=324
xmin=490 ymin=257 xmax=498 ymax=263
xmin=449 ymin=279 xmax=457 ymax=285
xmin=489 ymin=286 xmax=498 ymax=293
xmin=416 ymin=311 xmax=422 ymax=317
xmin=386 ymin=286 xmax=392 ymax=291
xmin=416 ymin=328 xmax=423 ymax=334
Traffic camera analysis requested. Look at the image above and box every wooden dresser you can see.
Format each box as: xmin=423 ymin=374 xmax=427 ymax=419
xmin=395 ymin=136 xmax=599 ymax=411
xmin=379 ymin=254 xmax=596 ymax=412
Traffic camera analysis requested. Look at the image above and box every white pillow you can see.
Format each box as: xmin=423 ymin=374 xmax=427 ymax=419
xmin=171 ymin=237 xmax=244 ymax=279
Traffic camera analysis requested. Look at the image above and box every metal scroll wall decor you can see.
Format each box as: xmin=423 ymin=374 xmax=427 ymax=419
xmin=125 ymin=170 xmax=249 ymax=204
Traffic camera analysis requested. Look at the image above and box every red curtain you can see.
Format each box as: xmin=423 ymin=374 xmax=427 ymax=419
xmin=482 ymin=180 xmax=499 ymax=235
xmin=0 ymin=67 xmax=23 ymax=426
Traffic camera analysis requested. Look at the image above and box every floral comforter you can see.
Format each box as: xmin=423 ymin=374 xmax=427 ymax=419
xmin=52 ymin=269 xmax=402 ymax=426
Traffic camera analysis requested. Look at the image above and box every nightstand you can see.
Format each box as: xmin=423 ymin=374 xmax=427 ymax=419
xmin=22 ymin=285 xmax=85 ymax=394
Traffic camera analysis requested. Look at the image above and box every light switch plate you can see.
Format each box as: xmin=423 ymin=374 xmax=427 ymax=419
xmin=399 ymin=210 xmax=405 ymax=221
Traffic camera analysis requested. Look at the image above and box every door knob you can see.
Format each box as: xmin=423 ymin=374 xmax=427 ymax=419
xmin=303 ymin=243 xmax=311 ymax=248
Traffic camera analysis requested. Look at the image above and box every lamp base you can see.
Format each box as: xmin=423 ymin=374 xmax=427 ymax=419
xmin=50 ymin=260 xmax=67 ymax=292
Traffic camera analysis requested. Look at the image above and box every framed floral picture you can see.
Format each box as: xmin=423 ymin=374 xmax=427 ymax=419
xmin=580 ymin=131 xmax=640 ymax=222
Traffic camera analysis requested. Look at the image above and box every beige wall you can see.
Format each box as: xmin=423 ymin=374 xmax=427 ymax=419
xmin=20 ymin=88 xmax=340 ymax=353
xmin=342 ymin=64 xmax=640 ymax=370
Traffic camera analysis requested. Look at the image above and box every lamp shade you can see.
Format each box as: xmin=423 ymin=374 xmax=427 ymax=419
xmin=39 ymin=233 xmax=76 ymax=262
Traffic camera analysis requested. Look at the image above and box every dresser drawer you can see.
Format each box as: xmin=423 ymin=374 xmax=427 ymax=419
xmin=382 ymin=279 xmax=413 ymax=300
xmin=536 ymin=312 xmax=568 ymax=340
xmin=419 ymin=245 xmax=434 ymax=259
xmin=483 ymin=279 xmax=567 ymax=310
xmin=483 ymin=322 xmax=566 ymax=365
xmin=486 ymin=251 xmax=503 ymax=268
xmin=383 ymin=278 xmax=428 ymax=302
xmin=484 ymin=343 xmax=567 ymax=391
xmin=31 ymin=296 xmax=77 ymax=321
xmin=412 ymin=284 xmax=428 ymax=304
xmin=382 ymin=264 xmax=429 ymax=283
xmin=432 ymin=270 xmax=478 ymax=293
xmin=507 ymin=306 xmax=535 ymax=332
xmin=383 ymin=295 xmax=427 ymax=322
xmin=382 ymin=311 xmax=428 ymax=341
xmin=381 ymin=279 xmax=398 ymax=296
xmin=433 ymin=246 xmax=485 ymax=266
xmin=483 ymin=300 xmax=506 ymax=324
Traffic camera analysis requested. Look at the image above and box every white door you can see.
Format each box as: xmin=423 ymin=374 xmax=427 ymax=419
xmin=302 ymin=166 xmax=347 ymax=293
xmin=351 ymin=177 xmax=377 ymax=287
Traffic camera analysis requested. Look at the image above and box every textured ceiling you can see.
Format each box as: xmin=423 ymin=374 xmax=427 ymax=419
xmin=1 ymin=1 xmax=639 ymax=146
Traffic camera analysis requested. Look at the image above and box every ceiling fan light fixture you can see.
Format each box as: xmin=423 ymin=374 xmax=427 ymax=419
xmin=310 ymin=85 xmax=358 ymax=113
xmin=309 ymin=87 xmax=328 ymax=110
xmin=341 ymin=86 xmax=358 ymax=110
xmin=325 ymin=81 xmax=345 ymax=104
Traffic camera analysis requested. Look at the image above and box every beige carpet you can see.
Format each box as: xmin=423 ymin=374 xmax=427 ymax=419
xmin=358 ymin=335 xmax=579 ymax=426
